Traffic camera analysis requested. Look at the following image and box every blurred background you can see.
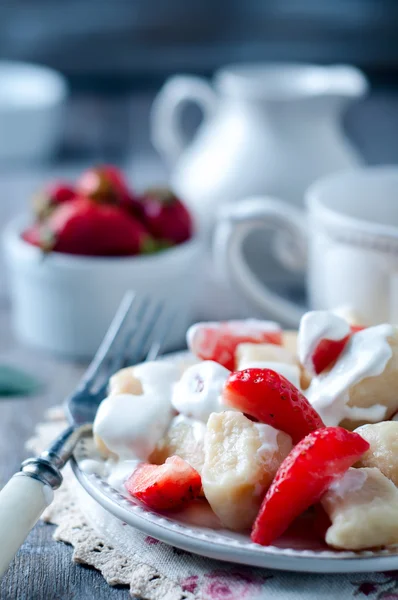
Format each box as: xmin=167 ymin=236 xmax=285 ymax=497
xmin=1 ymin=0 xmax=398 ymax=328
xmin=1 ymin=0 xmax=398 ymax=170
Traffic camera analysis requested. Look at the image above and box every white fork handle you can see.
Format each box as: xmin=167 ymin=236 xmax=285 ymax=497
xmin=0 ymin=474 xmax=53 ymax=576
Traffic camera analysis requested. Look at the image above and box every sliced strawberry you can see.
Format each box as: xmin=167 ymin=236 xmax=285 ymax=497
xmin=125 ymin=456 xmax=202 ymax=511
xmin=251 ymin=427 xmax=369 ymax=546
xmin=298 ymin=311 xmax=361 ymax=375
xmin=350 ymin=324 xmax=365 ymax=334
xmin=312 ymin=336 xmax=349 ymax=375
xmin=311 ymin=324 xmax=367 ymax=374
xmin=187 ymin=320 xmax=282 ymax=371
xmin=312 ymin=503 xmax=332 ymax=541
xmin=223 ymin=368 xmax=324 ymax=443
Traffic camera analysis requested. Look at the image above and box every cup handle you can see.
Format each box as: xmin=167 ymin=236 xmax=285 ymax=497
xmin=150 ymin=75 xmax=217 ymax=165
xmin=213 ymin=197 xmax=308 ymax=327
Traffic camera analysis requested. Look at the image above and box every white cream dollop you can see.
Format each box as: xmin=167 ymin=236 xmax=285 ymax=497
xmin=93 ymin=361 xmax=180 ymax=461
xmin=327 ymin=467 xmax=368 ymax=499
xmin=172 ymin=360 xmax=231 ymax=422
xmin=93 ymin=391 xmax=174 ymax=460
xmin=107 ymin=459 xmax=142 ymax=493
xmin=298 ymin=310 xmax=350 ymax=375
xmin=131 ymin=361 xmax=181 ymax=391
xmin=306 ymin=324 xmax=394 ymax=426
xmin=253 ymin=422 xmax=280 ymax=458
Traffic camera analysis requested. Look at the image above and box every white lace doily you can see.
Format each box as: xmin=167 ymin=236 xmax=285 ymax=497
xmin=28 ymin=407 xmax=398 ymax=600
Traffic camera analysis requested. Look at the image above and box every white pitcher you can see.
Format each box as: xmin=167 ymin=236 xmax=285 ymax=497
xmin=151 ymin=63 xmax=368 ymax=229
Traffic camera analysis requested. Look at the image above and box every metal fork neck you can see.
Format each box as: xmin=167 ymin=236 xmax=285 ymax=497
xmin=19 ymin=424 xmax=92 ymax=490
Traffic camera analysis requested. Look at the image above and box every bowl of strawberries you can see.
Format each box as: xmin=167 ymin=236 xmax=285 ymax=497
xmin=3 ymin=165 xmax=201 ymax=358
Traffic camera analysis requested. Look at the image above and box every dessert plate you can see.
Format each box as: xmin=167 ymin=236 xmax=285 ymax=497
xmin=71 ymin=352 xmax=398 ymax=574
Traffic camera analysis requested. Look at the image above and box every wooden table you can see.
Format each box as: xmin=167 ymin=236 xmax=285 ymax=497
xmin=0 ymin=303 xmax=135 ymax=599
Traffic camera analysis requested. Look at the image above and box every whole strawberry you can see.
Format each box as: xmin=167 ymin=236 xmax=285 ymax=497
xmin=24 ymin=197 xmax=151 ymax=256
xmin=33 ymin=181 xmax=76 ymax=221
xmin=77 ymin=165 xmax=130 ymax=205
xmin=140 ymin=187 xmax=193 ymax=245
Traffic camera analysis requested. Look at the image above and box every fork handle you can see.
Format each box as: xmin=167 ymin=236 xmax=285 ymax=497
xmin=0 ymin=473 xmax=54 ymax=576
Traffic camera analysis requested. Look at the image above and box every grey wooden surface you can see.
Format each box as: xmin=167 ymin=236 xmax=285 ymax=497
xmin=0 ymin=305 xmax=134 ymax=599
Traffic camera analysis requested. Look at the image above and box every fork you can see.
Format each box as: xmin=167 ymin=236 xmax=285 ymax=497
xmin=0 ymin=292 xmax=175 ymax=576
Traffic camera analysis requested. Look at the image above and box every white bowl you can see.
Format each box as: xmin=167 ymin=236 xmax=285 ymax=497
xmin=2 ymin=215 xmax=203 ymax=358
xmin=0 ymin=61 xmax=68 ymax=162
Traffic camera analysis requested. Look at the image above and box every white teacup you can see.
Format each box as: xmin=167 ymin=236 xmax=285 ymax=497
xmin=215 ymin=166 xmax=398 ymax=327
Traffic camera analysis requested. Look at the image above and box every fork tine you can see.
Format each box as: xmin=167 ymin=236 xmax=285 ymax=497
xmin=78 ymin=291 xmax=136 ymax=388
xmin=145 ymin=305 xmax=179 ymax=362
xmin=127 ymin=299 xmax=164 ymax=365
xmin=107 ymin=295 xmax=149 ymax=375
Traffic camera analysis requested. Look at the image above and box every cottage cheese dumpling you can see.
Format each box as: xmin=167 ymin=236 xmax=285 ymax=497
xmin=282 ymin=330 xmax=298 ymax=355
xmin=109 ymin=361 xmax=181 ymax=397
xmin=202 ymin=411 xmax=292 ymax=531
xmin=235 ymin=343 xmax=297 ymax=370
xmin=321 ymin=467 xmax=398 ymax=550
xmin=342 ymin=329 xmax=398 ymax=428
xmin=355 ymin=422 xmax=398 ymax=485
xmin=149 ymin=414 xmax=206 ymax=474
xmin=94 ymin=362 xmax=180 ymax=459
xmin=281 ymin=330 xmax=312 ymax=389
xmin=306 ymin=325 xmax=398 ymax=429
xmin=108 ymin=366 xmax=143 ymax=396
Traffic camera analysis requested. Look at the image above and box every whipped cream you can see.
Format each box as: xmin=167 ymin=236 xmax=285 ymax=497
xmin=331 ymin=305 xmax=366 ymax=327
xmin=326 ymin=467 xmax=368 ymax=499
xmin=94 ymin=360 xmax=180 ymax=461
xmin=132 ymin=361 xmax=181 ymax=391
xmin=79 ymin=459 xmax=108 ymax=477
xmin=172 ymin=360 xmax=231 ymax=422
xmin=107 ymin=459 xmax=142 ymax=493
xmin=306 ymin=324 xmax=394 ymax=426
xmin=253 ymin=423 xmax=280 ymax=457
xmin=238 ymin=360 xmax=301 ymax=389
xmin=298 ymin=311 xmax=350 ymax=375
xmin=93 ymin=391 xmax=174 ymax=460
xmin=170 ymin=414 xmax=207 ymax=443
xmin=187 ymin=319 xmax=280 ymax=357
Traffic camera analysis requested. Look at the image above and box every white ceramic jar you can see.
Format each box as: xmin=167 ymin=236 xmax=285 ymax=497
xmin=3 ymin=216 xmax=202 ymax=358
xmin=0 ymin=61 xmax=68 ymax=162
xmin=151 ymin=63 xmax=368 ymax=229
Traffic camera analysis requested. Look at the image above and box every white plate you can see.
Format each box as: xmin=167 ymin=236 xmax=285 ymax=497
xmin=71 ymin=353 xmax=398 ymax=574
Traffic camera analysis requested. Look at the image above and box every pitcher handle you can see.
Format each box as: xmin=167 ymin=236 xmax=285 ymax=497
xmin=150 ymin=75 xmax=217 ymax=165
xmin=213 ymin=197 xmax=308 ymax=327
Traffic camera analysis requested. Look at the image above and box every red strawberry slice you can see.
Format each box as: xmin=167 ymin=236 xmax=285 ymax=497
xmin=188 ymin=321 xmax=282 ymax=371
xmin=312 ymin=503 xmax=332 ymax=541
xmin=125 ymin=456 xmax=202 ymax=511
xmin=350 ymin=325 xmax=365 ymax=334
xmin=312 ymin=336 xmax=350 ymax=375
xmin=311 ymin=324 xmax=367 ymax=374
xmin=251 ymin=427 xmax=369 ymax=546
xmin=223 ymin=368 xmax=324 ymax=443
